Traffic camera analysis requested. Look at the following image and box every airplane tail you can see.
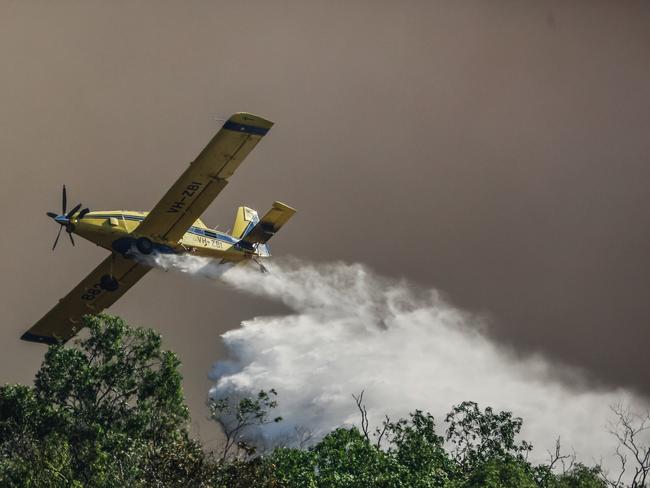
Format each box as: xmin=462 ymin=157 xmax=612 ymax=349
xmin=233 ymin=202 xmax=296 ymax=252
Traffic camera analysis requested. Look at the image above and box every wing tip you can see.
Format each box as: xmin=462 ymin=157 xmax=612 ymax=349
xmin=224 ymin=113 xmax=274 ymax=136
xmin=230 ymin=112 xmax=274 ymax=127
xmin=20 ymin=331 xmax=59 ymax=345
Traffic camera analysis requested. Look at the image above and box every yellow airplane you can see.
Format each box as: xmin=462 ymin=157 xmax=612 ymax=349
xmin=22 ymin=113 xmax=295 ymax=345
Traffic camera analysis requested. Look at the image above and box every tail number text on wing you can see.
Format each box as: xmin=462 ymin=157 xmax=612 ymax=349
xmin=168 ymin=181 xmax=203 ymax=213
xmin=81 ymin=283 xmax=104 ymax=301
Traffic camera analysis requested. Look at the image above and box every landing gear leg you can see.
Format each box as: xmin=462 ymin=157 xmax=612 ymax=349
xmin=100 ymin=255 xmax=120 ymax=291
xmin=252 ymin=257 xmax=268 ymax=274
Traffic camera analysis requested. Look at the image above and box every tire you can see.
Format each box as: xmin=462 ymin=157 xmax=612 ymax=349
xmin=135 ymin=237 xmax=154 ymax=255
xmin=100 ymin=274 xmax=119 ymax=292
xmin=111 ymin=237 xmax=133 ymax=256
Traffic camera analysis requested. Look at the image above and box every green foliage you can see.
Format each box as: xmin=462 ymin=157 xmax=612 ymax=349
xmin=445 ymin=401 xmax=532 ymax=471
xmin=383 ymin=410 xmax=453 ymax=487
xmin=0 ymin=314 xmax=191 ymax=487
xmin=311 ymin=427 xmax=403 ymax=487
xmin=445 ymin=455 xmax=536 ymax=488
xmin=35 ymin=314 xmax=188 ymax=441
xmin=549 ymin=464 xmax=606 ymax=488
xmin=0 ymin=314 xmax=614 ymax=487
xmin=268 ymin=447 xmax=317 ymax=487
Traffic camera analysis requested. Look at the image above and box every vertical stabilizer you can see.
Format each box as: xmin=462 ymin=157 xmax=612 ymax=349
xmin=232 ymin=206 xmax=259 ymax=238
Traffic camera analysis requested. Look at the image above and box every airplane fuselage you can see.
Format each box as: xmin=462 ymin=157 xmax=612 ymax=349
xmin=70 ymin=210 xmax=269 ymax=262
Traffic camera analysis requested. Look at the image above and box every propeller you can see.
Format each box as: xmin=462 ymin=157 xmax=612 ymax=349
xmin=46 ymin=185 xmax=89 ymax=251
xmin=52 ymin=226 xmax=63 ymax=251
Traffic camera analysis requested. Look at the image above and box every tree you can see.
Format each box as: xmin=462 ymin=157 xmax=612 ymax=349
xmin=0 ymin=314 xmax=195 ymax=487
xmin=383 ymin=410 xmax=453 ymax=487
xmin=0 ymin=384 xmax=78 ymax=486
xmin=606 ymin=403 xmax=650 ymax=488
xmin=534 ymin=438 xmax=605 ymax=488
xmin=450 ymin=455 xmax=538 ymax=488
xmin=209 ymin=389 xmax=282 ymax=460
xmin=309 ymin=427 xmax=403 ymax=487
xmin=551 ymin=464 xmax=606 ymax=488
xmin=444 ymin=401 xmax=533 ymax=473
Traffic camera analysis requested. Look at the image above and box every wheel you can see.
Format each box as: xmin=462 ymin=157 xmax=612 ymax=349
xmin=135 ymin=237 xmax=154 ymax=255
xmin=111 ymin=237 xmax=132 ymax=256
xmin=99 ymin=274 xmax=119 ymax=292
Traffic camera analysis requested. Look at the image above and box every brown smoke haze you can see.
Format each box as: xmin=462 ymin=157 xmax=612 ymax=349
xmin=1 ymin=1 xmax=649 ymax=439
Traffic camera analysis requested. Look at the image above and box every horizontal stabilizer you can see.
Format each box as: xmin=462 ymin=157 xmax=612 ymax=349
xmin=242 ymin=201 xmax=296 ymax=245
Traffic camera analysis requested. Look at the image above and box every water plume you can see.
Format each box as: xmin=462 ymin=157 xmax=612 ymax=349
xmin=150 ymin=254 xmax=646 ymax=472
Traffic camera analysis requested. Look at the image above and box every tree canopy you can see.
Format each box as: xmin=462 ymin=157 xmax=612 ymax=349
xmin=0 ymin=315 xmax=206 ymax=487
xmin=0 ymin=315 xmax=636 ymax=487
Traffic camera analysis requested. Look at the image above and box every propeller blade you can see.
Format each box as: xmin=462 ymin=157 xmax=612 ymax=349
xmin=62 ymin=185 xmax=67 ymax=214
xmin=46 ymin=212 xmax=58 ymax=219
xmin=52 ymin=226 xmax=63 ymax=251
xmin=78 ymin=208 xmax=90 ymax=220
xmin=66 ymin=203 xmax=82 ymax=219
xmin=68 ymin=232 xmax=75 ymax=246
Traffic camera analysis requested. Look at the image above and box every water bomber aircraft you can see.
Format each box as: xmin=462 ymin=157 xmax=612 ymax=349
xmin=22 ymin=113 xmax=295 ymax=345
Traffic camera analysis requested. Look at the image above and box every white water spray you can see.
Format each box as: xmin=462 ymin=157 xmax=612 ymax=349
xmin=151 ymin=254 xmax=645 ymax=471
xmin=140 ymin=252 xmax=235 ymax=279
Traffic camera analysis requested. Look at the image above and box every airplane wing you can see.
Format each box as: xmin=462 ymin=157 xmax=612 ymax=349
xmin=21 ymin=254 xmax=149 ymax=344
xmin=136 ymin=113 xmax=273 ymax=242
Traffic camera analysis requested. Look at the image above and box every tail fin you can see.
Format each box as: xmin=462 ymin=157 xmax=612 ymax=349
xmin=240 ymin=201 xmax=296 ymax=245
xmin=232 ymin=206 xmax=260 ymax=239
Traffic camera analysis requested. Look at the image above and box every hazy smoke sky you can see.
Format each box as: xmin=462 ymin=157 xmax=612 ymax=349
xmin=1 ymin=1 xmax=648 ymax=440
